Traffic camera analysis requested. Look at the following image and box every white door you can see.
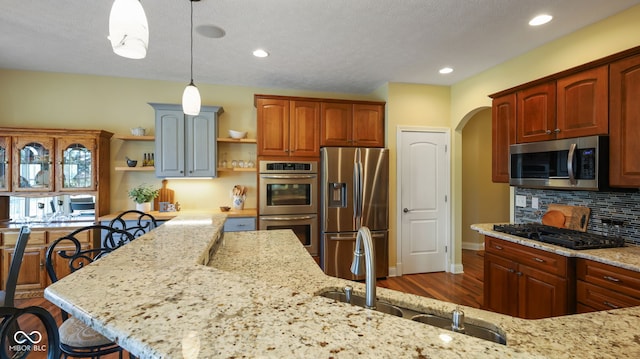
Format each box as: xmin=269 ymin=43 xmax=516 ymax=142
xmin=398 ymin=128 xmax=450 ymax=274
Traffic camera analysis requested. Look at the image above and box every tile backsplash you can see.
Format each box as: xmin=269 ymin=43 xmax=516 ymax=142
xmin=514 ymin=188 xmax=640 ymax=245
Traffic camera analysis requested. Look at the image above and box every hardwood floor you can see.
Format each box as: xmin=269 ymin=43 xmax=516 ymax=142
xmin=10 ymin=249 xmax=484 ymax=358
xmin=378 ymin=249 xmax=484 ymax=308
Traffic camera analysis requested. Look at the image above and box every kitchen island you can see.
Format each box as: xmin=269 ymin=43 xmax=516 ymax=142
xmin=44 ymin=214 xmax=640 ymax=358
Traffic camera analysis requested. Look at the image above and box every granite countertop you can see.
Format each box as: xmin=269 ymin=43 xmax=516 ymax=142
xmin=44 ymin=214 xmax=640 ymax=358
xmin=472 ymin=223 xmax=640 ymax=272
xmin=97 ymin=208 xmax=257 ymax=222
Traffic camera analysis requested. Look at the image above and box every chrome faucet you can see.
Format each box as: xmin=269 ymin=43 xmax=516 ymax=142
xmin=350 ymin=226 xmax=376 ymax=309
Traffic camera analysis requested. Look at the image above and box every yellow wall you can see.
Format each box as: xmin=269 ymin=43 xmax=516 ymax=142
xmin=461 ymin=109 xmax=510 ymax=248
xmin=0 ymin=70 xmax=382 ymax=212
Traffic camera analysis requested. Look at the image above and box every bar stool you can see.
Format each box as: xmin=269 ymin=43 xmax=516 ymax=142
xmin=45 ymin=225 xmax=135 ymax=358
xmin=108 ymin=210 xmax=158 ymax=240
xmin=0 ymin=226 xmax=30 ymax=308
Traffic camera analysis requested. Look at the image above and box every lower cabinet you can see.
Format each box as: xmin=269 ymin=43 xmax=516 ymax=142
xmin=484 ymin=236 xmax=574 ymax=319
xmin=576 ymin=258 xmax=640 ymax=313
xmin=1 ymin=227 xmax=93 ymax=298
xmin=223 ymin=217 xmax=256 ymax=232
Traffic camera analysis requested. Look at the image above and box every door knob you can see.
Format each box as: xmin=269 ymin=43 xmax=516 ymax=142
xmin=403 ymin=208 xmax=410 ymax=213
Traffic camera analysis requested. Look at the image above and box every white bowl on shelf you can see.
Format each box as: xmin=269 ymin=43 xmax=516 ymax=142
xmin=229 ymin=130 xmax=247 ymax=139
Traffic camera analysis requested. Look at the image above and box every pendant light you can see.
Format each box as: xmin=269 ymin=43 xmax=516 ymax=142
xmin=108 ymin=0 xmax=149 ymax=59
xmin=182 ymin=0 xmax=201 ymax=116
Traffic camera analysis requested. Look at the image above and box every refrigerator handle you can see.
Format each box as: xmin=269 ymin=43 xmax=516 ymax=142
xmin=355 ymin=161 xmax=364 ymax=221
xmin=353 ymin=161 xmax=360 ymax=220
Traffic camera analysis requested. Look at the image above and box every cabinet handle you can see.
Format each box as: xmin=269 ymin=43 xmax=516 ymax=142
xmin=554 ymin=128 xmax=561 ymax=133
xmin=603 ymin=275 xmax=621 ymax=283
xmin=545 ymin=129 xmax=552 ymax=135
xmin=532 ymin=257 xmax=545 ymax=263
xmin=604 ymin=301 xmax=619 ymax=309
xmin=40 ymin=261 xmax=44 ymax=268
xmin=494 ymin=245 xmax=503 ymax=250
xmin=507 ymin=268 xmax=515 ymax=273
xmin=516 ymin=271 xmax=522 ymax=276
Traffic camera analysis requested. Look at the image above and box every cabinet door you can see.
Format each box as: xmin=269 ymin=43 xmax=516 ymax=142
xmin=257 ymin=98 xmax=290 ymax=157
xmin=518 ymin=264 xmax=568 ymax=319
xmin=186 ymin=113 xmax=217 ymax=177
xmin=0 ymin=136 xmax=11 ymax=192
xmin=13 ymin=136 xmax=55 ymax=192
xmin=556 ymin=65 xmax=609 ymax=139
xmin=56 ymin=137 xmax=97 ymax=191
xmin=320 ymin=102 xmax=352 ymax=147
xmin=352 ymin=104 xmax=384 ymax=147
xmin=289 ymin=100 xmax=320 ymax=157
xmin=155 ymin=109 xmax=186 ymax=177
xmin=491 ymin=93 xmax=516 ymax=183
xmin=610 ymin=54 xmax=640 ymax=187
xmin=483 ymin=252 xmax=519 ymax=316
xmin=2 ymin=246 xmax=47 ymax=292
xmin=48 ymin=244 xmax=91 ymax=282
xmin=516 ymin=82 xmax=556 ymax=143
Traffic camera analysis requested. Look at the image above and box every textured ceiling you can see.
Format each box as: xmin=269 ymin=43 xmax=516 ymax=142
xmin=1 ymin=0 xmax=639 ymax=94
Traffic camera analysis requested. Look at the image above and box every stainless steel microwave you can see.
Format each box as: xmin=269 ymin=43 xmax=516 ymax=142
xmin=509 ymin=136 xmax=608 ymax=190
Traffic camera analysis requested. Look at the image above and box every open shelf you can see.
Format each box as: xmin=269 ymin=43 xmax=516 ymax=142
xmin=217 ymin=138 xmax=257 ymax=143
xmin=114 ymin=135 xmax=155 ymax=141
xmin=115 ymin=166 xmax=155 ymax=172
xmin=217 ymin=167 xmax=256 ymax=172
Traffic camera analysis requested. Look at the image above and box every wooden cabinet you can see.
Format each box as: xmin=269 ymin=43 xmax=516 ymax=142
xmin=256 ymin=96 xmax=320 ymax=158
xmin=514 ymin=67 xmax=608 ymax=143
xmin=491 ymin=93 xmax=516 ymax=183
xmin=484 ymin=236 xmax=574 ymax=319
xmin=321 ymin=102 xmax=385 ymax=147
xmin=556 ymin=65 xmax=609 ymax=139
xmin=576 ymin=258 xmax=640 ymax=313
xmin=610 ymin=53 xmax=640 ymax=187
xmin=151 ymin=103 xmax=224 ymax=177
xmin=0 ymin=227 xmax=93 ymax=298
xmin=0 ymin=136 xmax=12 ymax=192
xmin=0 ymin=127 xmax=112 ymax=219
xmin=516 ymin=82 xmax=556 ymax=143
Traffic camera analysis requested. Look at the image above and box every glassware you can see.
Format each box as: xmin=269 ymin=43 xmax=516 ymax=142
xmin=247 ymin=152 xmax=255 ymax=168
xmin=220 ymin=152 xmax=228 ymax=168
xmin=231 ymin=160 xmax=238 ymax=168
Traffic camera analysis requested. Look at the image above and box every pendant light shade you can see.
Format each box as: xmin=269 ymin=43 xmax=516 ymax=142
xmin=182 ymin=81 xmax=201 ymax=116
xmin=108 ymin=0 xmax=149 ymax=59
xmin=182 ymin=0 xmax=201 ymax=115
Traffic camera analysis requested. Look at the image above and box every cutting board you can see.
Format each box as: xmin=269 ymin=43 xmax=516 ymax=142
xmin=546 ymin=204 xmax=590 ymax=232
xmin=154 ymin=179 xmax=175 ymax=209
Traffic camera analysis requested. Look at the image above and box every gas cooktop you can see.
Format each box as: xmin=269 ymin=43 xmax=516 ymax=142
xmin=492 ymin=223 xmax=626 ymax=250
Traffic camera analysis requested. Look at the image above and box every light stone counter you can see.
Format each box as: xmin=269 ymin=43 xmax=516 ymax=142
xmin=44 ymin=214 xmax=640 ymax=358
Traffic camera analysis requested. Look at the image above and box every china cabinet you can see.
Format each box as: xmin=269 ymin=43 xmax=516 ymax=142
xmin=0 ymin=127 xmax=112 ymax=218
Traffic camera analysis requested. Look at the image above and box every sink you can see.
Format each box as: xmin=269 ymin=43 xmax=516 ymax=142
xmin=319 ymin=290 xmax=404 ymax=317
xmin=411 ymin=314 xmax=507 ymax=345
xmin=318 ymin=290 xmax=507 ymax=345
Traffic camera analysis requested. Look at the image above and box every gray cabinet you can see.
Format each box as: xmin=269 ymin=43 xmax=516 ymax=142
xmin=149 ymin=103 xmax=224 ymax=177
xmin=223 ymin=217 xmax=256 ymax=232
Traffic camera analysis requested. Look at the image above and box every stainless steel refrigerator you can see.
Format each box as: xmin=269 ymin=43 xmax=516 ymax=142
xmin=320 ymin=147 xmax=389 ymax=280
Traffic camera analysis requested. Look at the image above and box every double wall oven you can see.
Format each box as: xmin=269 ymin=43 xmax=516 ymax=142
xmin=258 ymin=161 xmax=319 ymax=256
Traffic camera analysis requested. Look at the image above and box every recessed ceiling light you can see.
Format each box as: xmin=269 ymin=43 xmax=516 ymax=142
xmin=529 ymin=14 xmax=553 ymax=26
xmin=439 ymin=67 xmax=453 ymax=74
xmin=253 ymin=49 xmax=269 ymax=58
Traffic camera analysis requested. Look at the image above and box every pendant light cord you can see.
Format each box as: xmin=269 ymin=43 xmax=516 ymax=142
xmin=189 ymin=0 xmax=194 ymax=84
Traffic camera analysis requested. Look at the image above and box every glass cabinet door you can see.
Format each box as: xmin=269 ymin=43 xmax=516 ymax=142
xmin=13 ymin=137 xmax=54 ymax=192
xmin=0 ymin=137 xmax=10 ymax=192
xmin=56 ymin=138 xmax=96 ymax=191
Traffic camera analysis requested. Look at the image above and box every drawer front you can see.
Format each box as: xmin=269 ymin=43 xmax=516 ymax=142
xmin=577 ymin=280 xmax=640 ymax=311
xmin=3 ymin=230 xmax=46 ymax=246
xmin=485 ymin=236 xmax=567 ymax=276
xmin=48 ymin=229 xmax=92 ymax=244
xmin=224 ymin=217 xmax=256 ymax=232
xmin=577 ymin=259 xmax=640 ymax=299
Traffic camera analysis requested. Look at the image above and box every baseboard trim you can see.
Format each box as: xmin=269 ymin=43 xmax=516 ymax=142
xmin=388 ymin=267 xmax=397 ymax=277
xmin=450 ymin=263 xmax=464 ymax=274
xmin=462 ymin=241 xmax=484 ymax=251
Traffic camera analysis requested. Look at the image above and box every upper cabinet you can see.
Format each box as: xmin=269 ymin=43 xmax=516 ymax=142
xmin=321 ymin=102 xmax=385 ymax=148
xmin=515 ymin=66 xmax=609 ymax=143
xmin=556 ymin=66 xmax=609 ymax=139
xmin=0 ymin=127 xmax=112 ymax=218
xmin=0 ymin=137 xmax=10 ymax=192
xmin=255 ymin=96 xmax=320 ymax=158
xmin=491 ymin=93 xmax=516 ymax=183
xmin=150 ymin=103 xmax=224 ymax=177
xmin=610 ymin=53 xmax=640 ymax=187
